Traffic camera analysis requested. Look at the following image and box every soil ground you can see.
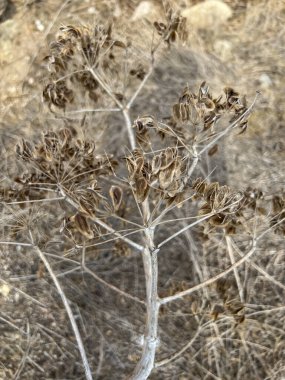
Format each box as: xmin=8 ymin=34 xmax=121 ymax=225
xmin=0 ymin=1 xmax=284 ymax=379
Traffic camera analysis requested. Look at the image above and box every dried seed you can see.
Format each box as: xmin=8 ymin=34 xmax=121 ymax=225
xmin=109 ymin=186 xmax=123 ymax=211
xmin=135 ymin=176 xmax=149 ymax=203
xmin=72 ymin=213 xmax=94 ymax=239
xmin=208 ymin=144 xmax=219 ymax=156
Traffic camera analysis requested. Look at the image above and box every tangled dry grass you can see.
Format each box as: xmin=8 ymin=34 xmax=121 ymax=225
xmin=0 ymin=1 xmax=285 ymax=379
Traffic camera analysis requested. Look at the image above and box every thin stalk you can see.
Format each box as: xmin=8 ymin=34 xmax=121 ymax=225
xmin=126 ymin=67 xmax=153 ymax=110
xmin=66 ymin=108 xmax=121 ymax=115
xmin=157 ymin=199 xmax=242 ymax=249
xmin=83 ymin=265 xmax=145 ymax=305
xmin=160 ymin=239 xmax=257 ymax=305
xmin=160 ymin=240 xmax=256 ymax=305
xmin=89 ymin=67 xmax=137 ymax=153
xmin=89 ymin=67 xmax=122 ymax=108
xmin=34 ymin=245 xmax=93 ymax=380
xmin=230 ymin=238 xmax=285 ymax=292
xmin=3 ymin=197 xmax=64 ymax=205
xmin=123 ymin=108 xmax=136 ymax=150
xmin=155 ymin=319 xmax=210 ymax=368
xmin=59 ymin=187 xmax=143 ymax=253
xmin=226 ymin=235 xmax=244 ymax=303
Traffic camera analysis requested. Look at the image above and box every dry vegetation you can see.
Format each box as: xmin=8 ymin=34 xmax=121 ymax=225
xmin=0 ymin=1 xmax=285 ymax=379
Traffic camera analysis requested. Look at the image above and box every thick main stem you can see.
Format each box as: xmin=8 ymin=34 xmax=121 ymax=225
xmin=129 ymin=203 xmax=159 ymax=380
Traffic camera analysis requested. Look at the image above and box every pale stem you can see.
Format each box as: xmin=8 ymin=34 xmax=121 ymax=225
xmin=157 ymin=198 xmax=242 ymax=249
xmin=33 ymin=245 xmax=93 ymax=380
xmin=226 ymin=235 xmax=244 ymax=303
xmin=88 ymin=67 xmax=137 ymax=152
xmin=0 ymin=278 xmax=45 ymax=307
xmin=126 ymin=67 xmax=153 ymax=110
xmin=89 ymin=67 xmax=122 ymax=108
xmin=155 ymin=320 xmax=210 ymax=368
xmin=66 ymin=108 xmax=121 ymax=115
xmin=83 ymin=265 xmax=145 ymax=305
xmin=0 ymin=241 xmax=32 ymax=247
xmin=3 ymin=196 xmax=64 ymax=205
xmin=230 ymin=237 xmax=285 ymax=292
xmin=123 ymin=108 xmax=136 ymax=150
xmin=129 ymin=200 xmax=159 ymax=380
xmin=160 ymin=239 xmax=257 ymax=305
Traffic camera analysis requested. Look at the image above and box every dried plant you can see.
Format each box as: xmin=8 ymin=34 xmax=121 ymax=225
xmin=1 ymin=8 xmax=285 ymax=380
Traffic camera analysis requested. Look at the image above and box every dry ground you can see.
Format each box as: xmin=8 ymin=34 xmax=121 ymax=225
xmin=0 ymin=1 xmax=284 ymax=379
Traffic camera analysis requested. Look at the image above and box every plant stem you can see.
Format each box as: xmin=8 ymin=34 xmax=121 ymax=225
xmin=59 ymin=187 xmax=144 ymax=253
xmin=225 ymin=235 xmax=244 ymax=302
xmin=33 ymin=245 xmax=93 ymax=380
xmin=129 ymin=223 xmax=159 ymax=380
xmin=133 ymin=252 xmax=158 ymax=380
xmin=122 ymin=108 xmax=136 ymax=150
xmin=88 ymin=67 xmax=137 ymax=152
xmin=160 ymin=239 xmax=257 ymax=305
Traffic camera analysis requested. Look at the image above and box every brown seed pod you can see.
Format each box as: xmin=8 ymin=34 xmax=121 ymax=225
xmin=72 ymin=213 xmax=94 ymax=239
xmin=134 ymin=176 xmax=149 ymax=203
xmin=109 ymin=186 xmax=123 ymax=211
xmin=152 ymin=154 xmax=162 ymax=175
xmin=207 ymin=143 xmax=218 ymax=156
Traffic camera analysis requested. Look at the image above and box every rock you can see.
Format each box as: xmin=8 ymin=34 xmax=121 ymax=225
xmin=181 ymin=0 xmax=233 ymax=30
xmin=131 ymin=1 xmax=156 ymax=21
xmin=258 ymin=73 xmax=272 ymax=89
xmin=35 ymin=19 xmax=44 ymax=32
xmin=0 ymin=284 xmax=10 ymax=298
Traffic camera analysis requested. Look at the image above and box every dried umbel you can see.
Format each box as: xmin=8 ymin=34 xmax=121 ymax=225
xmin=127 ymin=82 xmax=251 ymax=209
xmin=15 ymin=128 xmax=117 ymax=217
xmin=43 ymin=81 xmax=74 ymax=109
xmin=153 ymin=6 xmax=188 ymax=46
xmin=192 ymin=178 xmax=244 ymax=232
xmin=16 ymin=128 xmax=114 ymax=184
xmin=43 ymin=24 xmax=127 ymax=109
xmin=125 ymin=145 xmax=186 ymax=205
xmin=170 ymin=82 xmax=250 ymax=144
